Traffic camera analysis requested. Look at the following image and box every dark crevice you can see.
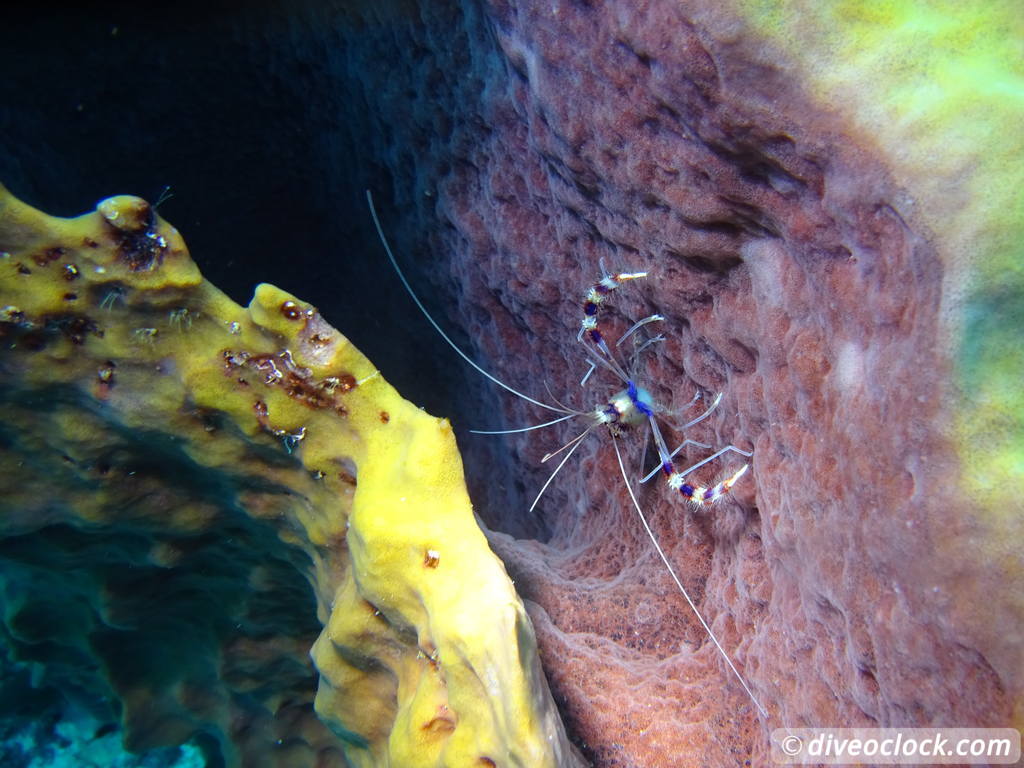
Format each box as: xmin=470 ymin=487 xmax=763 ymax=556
xmin=665 ymin=248 xmax=743 ymax=275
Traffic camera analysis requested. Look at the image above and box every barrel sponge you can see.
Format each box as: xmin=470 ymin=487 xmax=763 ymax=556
xmin=732 ymin=0 xmax=1024 ymax=517
xmin=725 ymin=0 xmax=1024 ymax=723
xmin=0 ymin=184 xmax=579 ymax=767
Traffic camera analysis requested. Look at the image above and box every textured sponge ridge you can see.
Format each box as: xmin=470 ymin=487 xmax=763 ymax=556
xmin=0 ymin=185 xmax=579 ymax=768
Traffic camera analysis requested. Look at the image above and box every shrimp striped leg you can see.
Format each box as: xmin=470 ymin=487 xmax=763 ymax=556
xmin=577 ymin=267 xmax=648 ymax=356
xmin=667 ymin=463 xmax=749 ymax=505
xmin=645 ymin=410 xmax=752 ymax=505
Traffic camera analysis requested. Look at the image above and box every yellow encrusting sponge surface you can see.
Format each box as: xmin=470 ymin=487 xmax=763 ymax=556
xmin=0 ymin=184 xmax=578 ymax=768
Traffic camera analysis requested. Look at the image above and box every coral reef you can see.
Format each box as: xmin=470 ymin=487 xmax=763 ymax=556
xmin=0 ymin=185 xmax=579 ymax=768
xmin=0 ymin=697 xmax=204 ymax=768
xmin=2 ymin=0 xmax=1020 ymax=765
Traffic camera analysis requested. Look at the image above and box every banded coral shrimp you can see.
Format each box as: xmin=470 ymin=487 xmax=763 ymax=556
xmin=366 ymin=190 xmax=770 ymax=722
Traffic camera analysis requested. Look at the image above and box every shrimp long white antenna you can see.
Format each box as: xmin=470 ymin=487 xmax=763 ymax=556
xmin=610 ymin=434 xmax=769 ymax=720
xmin=469 ymin=412 xmax=579 ymax=435
xmin=543 ymin=380 xmax=583 ymax=415
xmin=541 ymin=422 xmax=596 ymax=464
xmin=367 ymin=189 xmax=564 ymax=415
xmin=520 ymin=423 xmax=598 ymax=514
xmin=529 ymin=424 xmax=598 ymax=512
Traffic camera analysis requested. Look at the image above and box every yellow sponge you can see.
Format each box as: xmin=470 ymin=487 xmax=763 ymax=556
xmin=0 ymin=184 xmax=580 ymax=767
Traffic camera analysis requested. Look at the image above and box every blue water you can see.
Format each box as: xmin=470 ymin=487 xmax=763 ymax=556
xmin=0 ymin=716 xmax=204 ymax=768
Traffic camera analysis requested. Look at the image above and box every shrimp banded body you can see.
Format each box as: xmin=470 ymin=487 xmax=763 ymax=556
xmin=366 ymin=190 xmax=769 ymax=722
xmin=571 ymin=258 xmax=752 ymax=509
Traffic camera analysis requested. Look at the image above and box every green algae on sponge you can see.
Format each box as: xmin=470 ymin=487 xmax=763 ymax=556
xmin=0 ymin=184 xmax=580 ymax=768
xmin=730 ymin=0 xmax=1024 ymax=726
xmin=732 ymin=0 xmax=1024 ymax=513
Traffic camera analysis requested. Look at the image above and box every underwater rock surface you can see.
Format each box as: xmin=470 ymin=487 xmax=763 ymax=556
xmin=0 ymin=187 xmax=579 ymax=767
